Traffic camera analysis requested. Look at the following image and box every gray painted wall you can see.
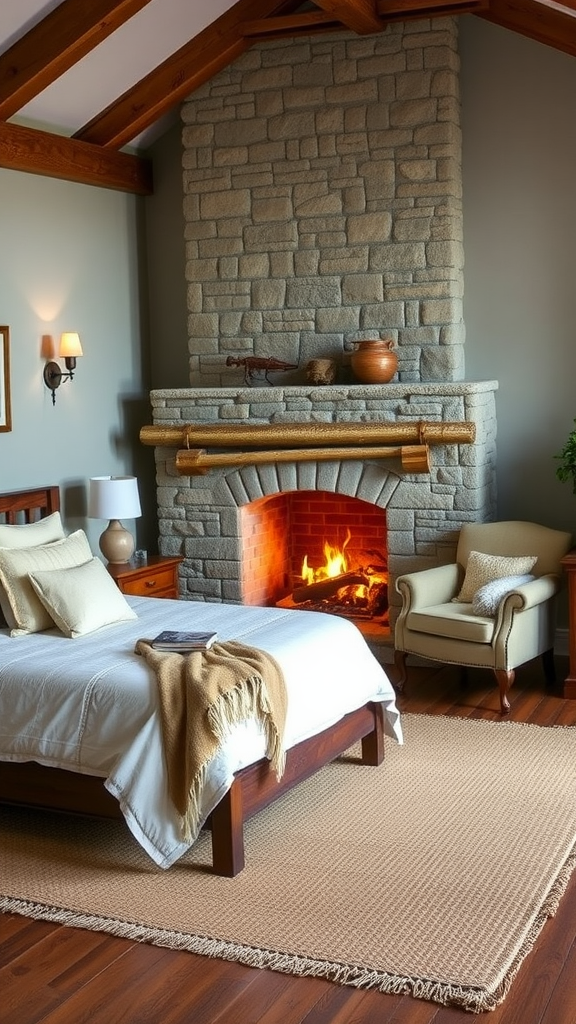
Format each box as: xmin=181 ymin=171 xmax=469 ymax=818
xmin=0 ymin=170 xmax=157 ymax=555
xmin=459 ymin=16 xmax=576 ymax=536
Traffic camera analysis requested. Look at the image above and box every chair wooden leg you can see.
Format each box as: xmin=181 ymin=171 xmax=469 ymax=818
xmin=494 ymin=668 xmax=514 ymax=714
xmin=393 ymin=649 xmax=408 ymax=693
xmin=541 ymin=648 xmax=556 ymax=688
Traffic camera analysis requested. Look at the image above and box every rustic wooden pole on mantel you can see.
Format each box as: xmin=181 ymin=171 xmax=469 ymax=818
xmin=175 ymin=444 xmax=431 ymax=475
xmin=141 ymin=421 xmax=475 ymax=449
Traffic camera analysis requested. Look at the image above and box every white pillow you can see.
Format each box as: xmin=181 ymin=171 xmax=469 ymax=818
xmin=28 ymin=557 xmax=137 ymax=638
xmin=0 ymin=530 xmax=93 ymax=635
xmin=471 ymin=574 xmax=536 ymax=617
xmin=0 ymin=511 xmax=66 ymax=627
xmin=0 ymin=511 xmax=65 ymax=548
xmin=454 ymin=551 xmax=538 ymax=604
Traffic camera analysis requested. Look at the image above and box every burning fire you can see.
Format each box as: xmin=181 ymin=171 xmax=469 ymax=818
xmin=301 ymin=529 xmax=352 ymax=586
xmin=299 ymin=529 xmax=388 ymax=618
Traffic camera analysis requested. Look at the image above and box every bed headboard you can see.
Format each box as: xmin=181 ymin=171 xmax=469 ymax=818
xmin=0 ymin=486 xmax=60 ymax=525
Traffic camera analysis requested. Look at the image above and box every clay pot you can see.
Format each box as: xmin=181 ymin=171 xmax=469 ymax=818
xmin=350 ymin=338 xmax=398 ymax=384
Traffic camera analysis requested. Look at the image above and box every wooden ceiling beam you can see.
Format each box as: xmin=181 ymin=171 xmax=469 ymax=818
xmin=73 ymin=0 xmax=292 ymax=149
xmin=477 ymin=0 xmax=576 ymax=57
xmin=0 ymin=120 xmax=152 ymax=194
xmin=0 ymin=0 xmax=153 ymax=121
xmin=377 ymin=0 xmax=487 ymax=17
xmin=242 ymin=11 xmax=343 ymax=36
xmin=312 ymin=0 xmax=386 ymax=33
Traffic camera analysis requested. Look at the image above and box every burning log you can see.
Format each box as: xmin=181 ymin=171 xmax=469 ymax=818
xmin=292 ymin=570 xmax=368 ymax=604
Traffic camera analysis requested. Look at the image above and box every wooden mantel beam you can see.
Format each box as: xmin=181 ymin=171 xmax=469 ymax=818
xmin=175 ymin=444 xmax=432 ymax=475
xmin=140 ymin=420 xmax=476 ymax=449
xmin=0 ymin=121 xmax=152 ymax=195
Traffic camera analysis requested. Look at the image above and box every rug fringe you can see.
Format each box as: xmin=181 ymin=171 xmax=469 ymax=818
xmin=7 ymin=854 xmax=576 ymax=1022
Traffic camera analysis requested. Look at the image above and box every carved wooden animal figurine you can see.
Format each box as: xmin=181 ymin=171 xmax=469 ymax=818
xmin=226 ymin=355 xmax=298 ymax=385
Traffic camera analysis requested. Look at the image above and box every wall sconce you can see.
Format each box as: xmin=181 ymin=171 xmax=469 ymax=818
xmin=88 ymin=476 xmax=142 ymax=564
xmin=43 ymin=332 xmax=83 ymax=405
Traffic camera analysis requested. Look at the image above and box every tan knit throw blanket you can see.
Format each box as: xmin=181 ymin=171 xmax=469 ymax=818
xmin=135 ymin=639 xmax=287 ymax=842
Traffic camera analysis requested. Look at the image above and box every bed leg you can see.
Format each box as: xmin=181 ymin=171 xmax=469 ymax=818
xmin=209 ymin=779 xmax=245 ymax=876
xmin=360 ymin=703 xmax=385 ymax=766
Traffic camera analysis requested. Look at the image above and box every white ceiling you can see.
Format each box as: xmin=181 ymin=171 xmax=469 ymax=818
xmin=0 ymin=0 xmax=239 ymax=147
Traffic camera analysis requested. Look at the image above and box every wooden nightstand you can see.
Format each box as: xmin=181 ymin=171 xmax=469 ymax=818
xmin=107 ymin=555 xmax=183 ymax=600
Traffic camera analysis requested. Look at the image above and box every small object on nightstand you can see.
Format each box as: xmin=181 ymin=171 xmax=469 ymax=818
xmin=107 ymin=555 xmax=182 ymax=600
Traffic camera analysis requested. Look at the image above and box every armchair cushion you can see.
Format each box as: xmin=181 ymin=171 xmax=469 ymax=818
xmin=454 ymin=550 xmax=538 ymax=603
xmin=471 ymin=574 xmax=536 ymax=616
xmin=407 ymin=603 xmax=495 ymax=642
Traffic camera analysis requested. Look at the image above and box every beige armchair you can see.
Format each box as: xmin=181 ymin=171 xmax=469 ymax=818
xmin=394 ymin=521 xmax=572 ymax=714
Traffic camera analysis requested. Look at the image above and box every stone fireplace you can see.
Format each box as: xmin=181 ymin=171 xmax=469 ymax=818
xmin=146 ymin=17 xmax=498 ymax=657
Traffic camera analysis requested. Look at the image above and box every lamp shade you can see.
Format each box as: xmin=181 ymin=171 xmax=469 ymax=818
xmin=88 ymin=476 xmax=142 ymax=521
xmin=59 ymin=332 xmax=83 ymax=358
xmin=88 ymin=477 xmax=141 ymax=563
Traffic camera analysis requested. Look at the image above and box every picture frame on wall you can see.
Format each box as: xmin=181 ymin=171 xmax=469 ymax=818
xmin=0 ymin=326 xmax=12 ymax=433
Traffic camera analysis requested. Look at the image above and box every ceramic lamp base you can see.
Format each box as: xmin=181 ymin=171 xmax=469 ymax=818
xmin=99 ymin=519 xmax=135 ymax=564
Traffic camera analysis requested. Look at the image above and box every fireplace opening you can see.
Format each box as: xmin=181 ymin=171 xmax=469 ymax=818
xmin=240 ymin=490 xmax=389 ymax=634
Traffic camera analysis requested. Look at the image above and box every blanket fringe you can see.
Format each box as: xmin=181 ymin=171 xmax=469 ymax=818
xmin=180 ymin=674 xmax=286 ymax=844
xmin=207 ymin=672 xmax=285 ymax=779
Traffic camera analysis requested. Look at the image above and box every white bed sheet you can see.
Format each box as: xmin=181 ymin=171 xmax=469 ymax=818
xmin=0 ymin=596 xmax=402 ymax=868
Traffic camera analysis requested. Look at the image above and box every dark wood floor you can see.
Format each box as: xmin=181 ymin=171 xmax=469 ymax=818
xmin=3 ymin=657 xmax=576 ymax=1024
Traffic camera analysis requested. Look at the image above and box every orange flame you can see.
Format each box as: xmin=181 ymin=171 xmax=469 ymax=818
xmin=301 ymin=529 xmax=352 ymax=585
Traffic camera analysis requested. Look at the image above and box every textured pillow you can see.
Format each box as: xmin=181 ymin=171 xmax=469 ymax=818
xmin=28 ymin=557 xmax=137 ymax=638
xmin=455 ymin=551 xmax=538 ymax=604
xmin=0 ymin=530 xmax=93 ymax=635
xmin=0 ymin=511 xmax=65 ymax=549
xmin=471 ymin=574 xmax=536 ymax=616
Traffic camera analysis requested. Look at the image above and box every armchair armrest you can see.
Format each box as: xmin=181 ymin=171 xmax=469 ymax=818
xmin=492 ymin=574 xmax=562 ymax=670
xmin=396 ymin=563 xmax=461 ymax=612
xmin=496 ymin=573 xmax=561 ymax=618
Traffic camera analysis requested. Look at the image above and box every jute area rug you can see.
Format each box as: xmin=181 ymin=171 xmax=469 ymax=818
xmin=2 ymin=714 xmax=576 ymax=1015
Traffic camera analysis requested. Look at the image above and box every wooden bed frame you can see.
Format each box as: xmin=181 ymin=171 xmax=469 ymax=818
xmin=0 ymin=485 xmax=385 ymax=876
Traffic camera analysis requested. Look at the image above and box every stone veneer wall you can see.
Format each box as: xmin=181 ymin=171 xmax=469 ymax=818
xmin=151 ymin=379 xmax=498 ymax=632
xmin=181 ymin=18 xmax=464 ymax=386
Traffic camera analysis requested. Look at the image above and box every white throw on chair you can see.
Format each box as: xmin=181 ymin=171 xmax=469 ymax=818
xmin=394 ymin=521 xmax=572 ymax=714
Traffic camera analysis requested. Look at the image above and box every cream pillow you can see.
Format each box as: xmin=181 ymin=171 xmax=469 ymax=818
xmin=454 ymin=551 xmax=538 ymax=604
xmin=0 ymin=511 xmax=65 ymax=549
xmin=0 ymin=530 xmax=93 ymax=635
xmin=0 ymin=511 xmax=66 ymax=626
xmin=29 ymin=557 xmax=137 ymax=638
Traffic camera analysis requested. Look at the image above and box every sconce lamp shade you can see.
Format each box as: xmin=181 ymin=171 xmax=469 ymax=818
xmin=88 ymin=476 xmax=142 ymax=564
xmin=43 ymin=331 xmax=83 ymax=405
xmin=59 ymin=332 xmax=83 ymax=359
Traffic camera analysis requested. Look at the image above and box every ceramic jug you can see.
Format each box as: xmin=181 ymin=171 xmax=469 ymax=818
xmin=350 ymin=338 xmax=398 ymax=384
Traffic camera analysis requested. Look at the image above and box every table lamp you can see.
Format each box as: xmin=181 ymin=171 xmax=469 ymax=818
xmin=88 ymin=476 xmax=142 ymax=564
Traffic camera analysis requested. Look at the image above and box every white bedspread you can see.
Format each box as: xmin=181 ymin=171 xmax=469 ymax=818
xmin=0 ymin=597 xmax=402 ymax=868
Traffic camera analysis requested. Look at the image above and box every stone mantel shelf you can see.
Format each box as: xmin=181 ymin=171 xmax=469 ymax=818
xmin=149 ymin=380 xmax=499 ymax=404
